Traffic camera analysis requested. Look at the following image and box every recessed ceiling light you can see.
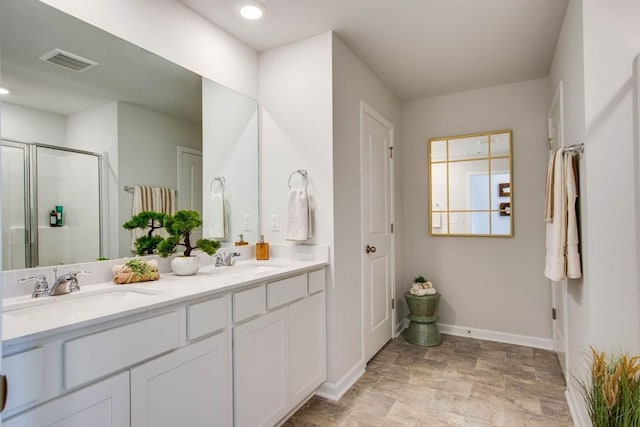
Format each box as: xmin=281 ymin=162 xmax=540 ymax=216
xmin=0 ymin=87 xmax=10 ymax=96
xmin=238 ymin=1 xmax=266 ymax=20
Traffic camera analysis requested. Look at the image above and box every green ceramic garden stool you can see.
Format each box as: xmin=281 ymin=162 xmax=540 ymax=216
xmin=404 ymin=292 xmax=442 ymax=346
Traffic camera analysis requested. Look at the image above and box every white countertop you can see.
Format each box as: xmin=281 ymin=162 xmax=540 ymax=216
xmin=2 ymin=258 xmax=327 ymax=346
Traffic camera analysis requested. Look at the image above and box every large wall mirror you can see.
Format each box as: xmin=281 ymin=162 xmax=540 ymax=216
xmin=428 ymin=130 xmax=513 ymax=236
xmin=0 ymin=0 xmax=259 ymax=270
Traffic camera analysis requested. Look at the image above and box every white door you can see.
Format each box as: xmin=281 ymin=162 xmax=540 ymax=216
xmin=361 ymin=102 xmax=395 ymax=362
xmin=548 ymin=81 xmax=568 ymax=377
xmin=177 ymin=147 xmax=203 ymax=240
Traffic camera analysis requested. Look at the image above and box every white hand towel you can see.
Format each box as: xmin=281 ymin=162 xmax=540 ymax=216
xmin=565 ymin=153 xmax=581 ymax=279
xmin=206 ymin=193 xmax=226 ymax=239
xmin=545 ymin=149 xmax=566 ymax=281
xmin=286 ymin=189 xmax=311 ymax=241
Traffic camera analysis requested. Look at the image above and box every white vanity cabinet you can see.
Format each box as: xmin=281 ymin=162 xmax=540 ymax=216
xmin=130 ymin=332 xmax=231 ymax=427
xmin=233 ymin=269 xmax=326 ymax=427
xmin=2 ymin=262 xmax=327 ymax=427
xmin=4 ymin=371 xmax=130 ymax=427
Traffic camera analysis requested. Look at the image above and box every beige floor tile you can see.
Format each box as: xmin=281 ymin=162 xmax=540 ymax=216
xmin=286 ymin=336 xmax=573 ymax=427
xmin=430 ymin=392 xmax=504 ymax=426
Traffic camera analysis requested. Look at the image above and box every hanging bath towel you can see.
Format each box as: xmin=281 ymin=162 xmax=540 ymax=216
xmin=286 ymin=188 xmax=312 ymax=241
xmin=130 ymin=186 xmax=152 ymax=251
xmin=544 ymin=149 xmax=566 ymax=281
xmin=565 ymin=152 xmax=581 ymax=279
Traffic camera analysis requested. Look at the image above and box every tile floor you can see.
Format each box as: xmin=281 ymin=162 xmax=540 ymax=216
xmin=284 ymin=334 xmax=573 ymax=426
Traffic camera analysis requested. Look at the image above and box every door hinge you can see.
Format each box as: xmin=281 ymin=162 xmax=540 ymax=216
xmin=389 ymin=146 xmax=394 ymax=159
xmin=392 ymin=298 xmax=395 ymax=310
xmin=552 ymin=308 xmax=557 ymax=320
xmin=390 ymin=223 xmax=394 ymax=233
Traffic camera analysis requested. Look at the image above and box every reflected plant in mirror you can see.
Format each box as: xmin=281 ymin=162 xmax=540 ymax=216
xmin=428 ymin=130 xmax=513 ymax=236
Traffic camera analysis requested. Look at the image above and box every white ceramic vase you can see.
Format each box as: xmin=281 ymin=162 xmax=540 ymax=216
xmin=171 ymin=256 xmax=200 ymax=276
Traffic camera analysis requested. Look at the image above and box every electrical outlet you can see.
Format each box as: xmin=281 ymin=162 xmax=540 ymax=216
xmin=270 ymin=214 xmax=280 ymax=231
xmin=243 ymin=214 xmax=252 ymax=231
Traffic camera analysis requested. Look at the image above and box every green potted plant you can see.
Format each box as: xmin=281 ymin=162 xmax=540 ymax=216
xmin=580 ymin=347 xmax=640 ymax=426
xmin=157 ymin=210 xmax=221 ymax=275
xmin=122 ymin=211 xmax=168 ymax=255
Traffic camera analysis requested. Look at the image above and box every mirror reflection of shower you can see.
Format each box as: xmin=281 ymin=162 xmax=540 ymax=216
xmin=1 ymin=140 xmax=102 ymax=269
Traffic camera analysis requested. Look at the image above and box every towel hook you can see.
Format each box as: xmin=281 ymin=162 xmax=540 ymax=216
xmin=210 ymin=176 xmax=225 ymax=194
xmin=288 ymin=169 xmax=308 ymax=190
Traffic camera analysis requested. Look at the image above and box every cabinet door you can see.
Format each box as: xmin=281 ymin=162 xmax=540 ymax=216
xmin=233 ymin=308 xmax=289 ymax=427
xmin=4 ymin=371 xmax=129 ymax=427
xmin=290 ymin=292 xmax=326 ymax=405
xmin=130 ymin=333 xmax=231 ymax=427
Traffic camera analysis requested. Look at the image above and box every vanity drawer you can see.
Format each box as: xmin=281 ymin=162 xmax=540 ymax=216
xmin=267 ymin=274 xmax=307 ymax=309
xmin=64 ymin=311 xmax=180 ymax=389
xmin=233 ymin=285 xmax=266 ymax=323
xmin=3 ymin=347 xmax=43 ymax=412
xmin=308 ymin=269 xmax=325 ymax=294
xmin=187 ymin=295 xmax=228 ymax=340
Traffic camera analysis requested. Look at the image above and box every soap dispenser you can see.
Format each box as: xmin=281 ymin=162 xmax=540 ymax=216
xmin=235 ymin=234 xmax=249 ymax=246
xmin=256 ymin=235 xmax=269 ymax=260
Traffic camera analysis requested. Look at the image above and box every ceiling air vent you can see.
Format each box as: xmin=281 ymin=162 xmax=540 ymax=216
xmin=38 ymin=48 xmax=98 ymax=72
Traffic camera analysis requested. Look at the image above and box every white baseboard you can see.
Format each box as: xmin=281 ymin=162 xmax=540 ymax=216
xmin=315 ymin=361 xmax=365 ymax=401
xmin=395 ymin=318 xmax=409 ymax=337
xmin=437 ymin=323 xmax=554 ymax=350
xmin=565 ymin=383 xmax=589 ymax=427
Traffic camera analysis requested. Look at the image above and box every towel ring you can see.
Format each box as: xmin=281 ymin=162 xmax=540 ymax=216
xmin=288 ymin=169 xmax=308 ymax=190
xmin=210 ymin=176 xmax=225 ymax=194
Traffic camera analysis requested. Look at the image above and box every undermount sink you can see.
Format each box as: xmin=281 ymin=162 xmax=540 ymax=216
xmin=204 ymin=262 xmax=288 ymax=275
xmin=3 ymin=287 xmax=162 ymax=322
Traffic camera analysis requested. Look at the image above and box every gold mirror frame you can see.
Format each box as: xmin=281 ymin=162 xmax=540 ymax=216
xmin=428 ymin=130 xmax=513 ymax=237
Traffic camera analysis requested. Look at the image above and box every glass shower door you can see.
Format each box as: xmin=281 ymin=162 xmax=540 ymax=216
xmin=36 ymin=146 xmax=101 ymax=266
xmin=1 ymin=141 xmax=30 ymax=270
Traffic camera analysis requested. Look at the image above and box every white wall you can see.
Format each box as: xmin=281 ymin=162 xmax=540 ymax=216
xmin=401 ymin=78 xmax=551 ymax=342
xmin=258 ymin=33 xmax=333 ymax=247
xmin=117 ymin=102 xmax=201 ymax=256
xmin=67 ymin=102 xmax=118 ymax=258
xmin=329 ymin=34 xmax=402 ymax=394
xmin=582 ymin=0 xmax=640 ymax=352
xmin=1 ymin=103 xmax=66 ymax=146
xmin=549 ymin=0 xmax=640 ymax=423
xmin=40 ymin=0 xmax=258 ymax=99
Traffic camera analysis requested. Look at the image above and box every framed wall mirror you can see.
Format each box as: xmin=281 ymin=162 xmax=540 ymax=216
xmin=0 ymin=0 xmax=259 ymax=270
xmin=428 ymin=130 xmax=513 ymax=237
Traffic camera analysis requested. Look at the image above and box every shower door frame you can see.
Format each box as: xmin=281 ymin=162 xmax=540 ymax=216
xmin=1 ymin=138 xmax=104 ymax=268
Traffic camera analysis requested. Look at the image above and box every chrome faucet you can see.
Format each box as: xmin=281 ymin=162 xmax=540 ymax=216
xmin=214 ymin=252 xmax=241 ymax=267
xmin=20 ymin=270 xmax=90 ymax=298
xmin=19 ymin=275 xmax=50 ymax=298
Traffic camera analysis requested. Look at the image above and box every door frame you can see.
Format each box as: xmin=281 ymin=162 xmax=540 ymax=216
xmin=359 ymin=101 xmax=396 ymax=361
xmin=176 ymin=146 xmax=203 ymax=211
xmin=548 ymin=81 xmax=569 ymax=377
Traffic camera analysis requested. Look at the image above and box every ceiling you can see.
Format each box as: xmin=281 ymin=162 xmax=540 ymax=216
xmin=181 ymin=0 xmax=568 ymax=101
xmin=0 ymin=0 xmax=201 ymax=123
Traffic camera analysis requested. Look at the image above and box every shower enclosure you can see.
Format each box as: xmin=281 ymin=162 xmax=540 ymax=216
xmin=1 ymin=140 xmax=102 ymax=269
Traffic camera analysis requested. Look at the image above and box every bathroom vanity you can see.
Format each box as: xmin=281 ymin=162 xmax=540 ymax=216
xmin=1 ymin=256 xmax=327 ymax=427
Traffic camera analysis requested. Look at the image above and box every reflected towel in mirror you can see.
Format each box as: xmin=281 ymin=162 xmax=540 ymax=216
xmin=286 ymin=188 xmax=312 ymax=241
xmin=206 ymin=192 xmax=227 ymax=239
xmin=130 ymin=186 xmax=175 ymax=251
